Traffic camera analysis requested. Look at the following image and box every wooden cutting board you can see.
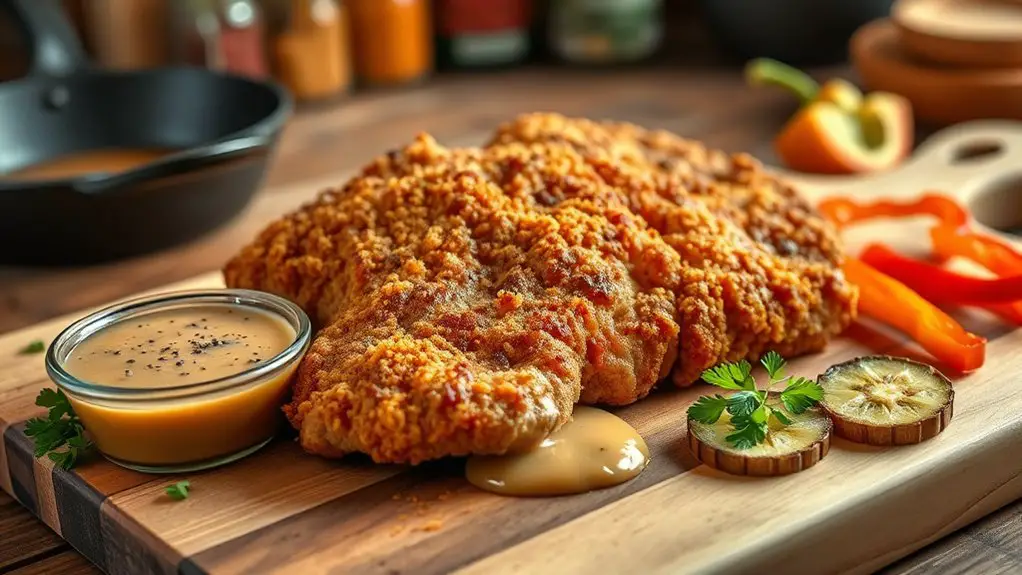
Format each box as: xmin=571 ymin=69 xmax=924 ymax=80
xmin=2 ymin=121 xmax=1022 ymax=575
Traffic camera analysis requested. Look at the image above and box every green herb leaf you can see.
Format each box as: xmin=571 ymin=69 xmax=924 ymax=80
xmin=24 ymin=388 xmax=92 ymax=469
xmin=23 ymin=417 xmax=52 ymax=437
xmin=166 ymin=481 xmax=191 ymax=501
xmin=760 ymin=350 xmax=786 ymax=381
xmin=694 ymin=352 xmax=819 ymax=450
xmin=688 ymin=394 xmax=728 ymax=424
xmin=701 ymin=360 xmax=753 ymax=391
xmin=750 ymin=404 xmax=769 ymax=425
xmin=780 ymin=377 xmax=824 ymax=414
xmin=769 ymin=406 xmax=793 ymax=426
xmin=35 ymin=387 xmax=64 ymax=408
xmin=725 ymin=391 xmax=760 ymax=418
xmin=726 ymin=414 xmax=768 ymax=449
xmin=18 ymin=340 xmax=45 ymax=355
xmin=67 ymin=433 xmax=90 ymax=449
xmin=48 ymin=449 xmax=77 ymax=470
xmin=28 ymin=425 xmax=70 ymax=457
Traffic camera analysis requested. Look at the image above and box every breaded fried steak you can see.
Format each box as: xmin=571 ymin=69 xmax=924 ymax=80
xmin=224 ymin=114 xmax=857 ymax=464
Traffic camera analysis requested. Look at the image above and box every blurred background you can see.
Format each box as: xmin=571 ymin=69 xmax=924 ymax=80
xmin=0 ymin=0 xmax=895 ymax=88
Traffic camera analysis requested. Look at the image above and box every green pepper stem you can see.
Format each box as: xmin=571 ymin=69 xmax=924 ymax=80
xmin=745 ymin=58 xmax=820 ymax=105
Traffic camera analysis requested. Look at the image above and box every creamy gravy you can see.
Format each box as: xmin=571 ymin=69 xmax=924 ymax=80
xmin=466 ymin=407 xmax=650 ymax=497
xmin=64 ymin=304 xmax=296 ymax=388
xmin=2 ymin=149 xmax=172 ymax=181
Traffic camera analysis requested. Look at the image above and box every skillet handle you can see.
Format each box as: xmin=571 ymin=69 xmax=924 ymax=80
xmin=4 ymin=0 xmax=88 ymax=76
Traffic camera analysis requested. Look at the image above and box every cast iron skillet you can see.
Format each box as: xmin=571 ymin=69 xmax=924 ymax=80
xmin=0 ymin=0 xmax=292 ymax=266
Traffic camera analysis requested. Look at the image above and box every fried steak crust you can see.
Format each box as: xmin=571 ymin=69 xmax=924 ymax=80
xmin=223 ymin=113 xmax=856 ymax=464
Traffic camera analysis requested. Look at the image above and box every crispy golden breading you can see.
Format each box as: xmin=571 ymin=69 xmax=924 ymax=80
xmin=488 ymin=114 xmax=856 ymax=385
xmin=223 ymin=113 xmax=856 ymax=464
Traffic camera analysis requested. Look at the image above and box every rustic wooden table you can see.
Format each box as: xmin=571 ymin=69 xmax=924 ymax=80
xmin=1 ymin=69 xmax=1019 ymax=575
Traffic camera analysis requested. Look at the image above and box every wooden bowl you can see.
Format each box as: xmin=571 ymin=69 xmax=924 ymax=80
xmin=892 ymin=0 xmax=1022 ymax=67
xmin=851 ymin=19 xmax=1022 ymax=126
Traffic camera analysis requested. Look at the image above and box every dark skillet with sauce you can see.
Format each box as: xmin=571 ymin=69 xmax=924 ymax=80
xmin=0 ymin=0 xmax=292 ymax=265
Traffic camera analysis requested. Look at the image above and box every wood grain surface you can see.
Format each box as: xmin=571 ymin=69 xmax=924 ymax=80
xmin=1 ymin=69 xmax=1020 ymax=575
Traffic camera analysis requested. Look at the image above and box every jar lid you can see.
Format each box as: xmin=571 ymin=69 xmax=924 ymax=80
xmin=222 ymin=0 xmax=258 ymax=28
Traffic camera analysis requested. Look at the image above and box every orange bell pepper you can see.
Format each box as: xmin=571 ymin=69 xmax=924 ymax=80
xmin=746 ymin=59 xmax=914 ymax=175
xmin=844 ymin=258 xmax=986 ymax=372
xmin=818 ymin=194 xmax=969 ymax=231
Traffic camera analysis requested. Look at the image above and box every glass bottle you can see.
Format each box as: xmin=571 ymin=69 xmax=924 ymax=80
xmin=435 ymin=0 xmax=533 ymax=70
xmin=347 ymin=0 xmax=432 ymax=87
xmin=549 ymin=0 xmax=664 ymax=65
xmin=172 ymin=0 xmax=269 ymax=79
xmin=265 ymin=0 xmax=352 ymax=102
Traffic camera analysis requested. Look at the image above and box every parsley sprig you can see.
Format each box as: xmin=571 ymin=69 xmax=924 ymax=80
xmin=687 ymin=351 xmax=824 ymax=449
xmin=23 ymin=388 xmax=93 ymax=470
xmin=18 ymin=340 xmax=45 ymax=355
xmin=166 ymin=480 xmax=191 ymax=501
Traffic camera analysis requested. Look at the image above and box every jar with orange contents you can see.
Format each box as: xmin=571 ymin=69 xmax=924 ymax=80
xmin=347 ymin=0 xmax=433 ymax=87
xmin=265 ymin=0 xmax=352 ymax=102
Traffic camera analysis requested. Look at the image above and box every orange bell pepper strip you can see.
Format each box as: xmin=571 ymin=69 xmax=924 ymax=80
xmin=843 ymin=258 xmax=987 ymax=372
xmin=818 ymin=194 xmax=969 ymax=231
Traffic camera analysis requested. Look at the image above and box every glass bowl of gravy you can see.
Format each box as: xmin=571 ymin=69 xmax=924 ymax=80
xmin=45 ymin=289 xmax=311 ymax=473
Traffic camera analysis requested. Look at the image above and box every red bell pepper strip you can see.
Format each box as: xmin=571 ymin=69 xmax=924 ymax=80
xmin=860 ymin=243 xmax=1022 ymax=326
xmin=843 ymin=258 xmax=987 ymax=372
xmin=861 ymin=244 xmax=1022 ymax=303
xmin=983 ymin=303 xmax=1022 ymax=325
xmin=930 ymin=226 xmax=1022 ymax=277
xmin=819 ymin=194 xmax=1022 ymax=276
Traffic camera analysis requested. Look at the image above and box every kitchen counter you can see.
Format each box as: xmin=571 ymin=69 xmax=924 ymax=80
xmin=1 ymin=69 xmax=1019 ymax=575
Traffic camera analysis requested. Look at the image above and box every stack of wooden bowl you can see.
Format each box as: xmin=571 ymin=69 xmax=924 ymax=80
xmin=851 ymin=0 xmax=1022 ymax=126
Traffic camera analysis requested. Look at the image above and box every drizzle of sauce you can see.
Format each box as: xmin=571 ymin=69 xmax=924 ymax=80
xmin=2 ymin=149 xmax=172 ymax=181
xmin=466 ymin=407 xmax=650 ymax=497
xmin=65 ymin=304 xmax=295 ymax=388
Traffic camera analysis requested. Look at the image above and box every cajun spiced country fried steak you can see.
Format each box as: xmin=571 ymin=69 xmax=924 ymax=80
xmin=223 ymin=113 xmax=858 ymax=464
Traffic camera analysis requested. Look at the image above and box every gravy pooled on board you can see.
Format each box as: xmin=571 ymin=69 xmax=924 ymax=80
xmin=466 ymin=407 xmax=650 ymax=496
xmin=65 ymin=304 xmax=295 ymax=387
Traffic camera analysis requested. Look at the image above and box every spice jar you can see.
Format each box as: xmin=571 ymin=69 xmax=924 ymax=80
xmin=265 ymin=0 xmax=351 ymax=101
xmin=86 ymin=0 xmax=171 ymax=70
xmin=220 ymin=0 xmax=270 ymax=77
xmin=549 ymin=0 xmax=664 ymax=65
xmin=435 ymin=0 xmax=532 ymax=70
xmin=173 ymin=0 xmax=269 ymax=79
xmin=347 ymin=0 xmax=432 ymax=87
